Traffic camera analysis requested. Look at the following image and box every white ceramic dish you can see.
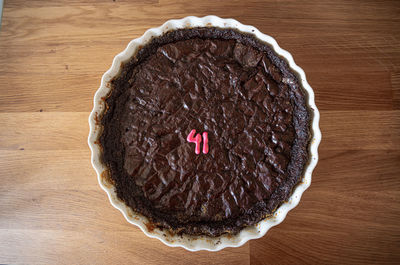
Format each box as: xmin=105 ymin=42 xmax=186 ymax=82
xmin=88 ymin=15 xmax=321 ymax=252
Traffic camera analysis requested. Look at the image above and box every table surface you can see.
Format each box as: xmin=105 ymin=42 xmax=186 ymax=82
xmin=1 ymin=0 xmax=399 ymax=264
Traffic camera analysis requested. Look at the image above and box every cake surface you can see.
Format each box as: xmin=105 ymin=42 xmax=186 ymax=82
xmin=100 ymin=27 xmax=310 ymax=236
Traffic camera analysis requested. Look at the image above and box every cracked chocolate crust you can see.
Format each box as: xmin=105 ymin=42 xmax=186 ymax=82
xmin=100 ymin=27 xmax=310 ymax=237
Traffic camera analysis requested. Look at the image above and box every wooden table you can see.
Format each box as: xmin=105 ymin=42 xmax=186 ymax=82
xmin=1 ymin=0 xmax=399 ymax=264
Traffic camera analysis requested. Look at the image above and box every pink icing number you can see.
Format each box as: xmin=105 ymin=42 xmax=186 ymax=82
xmin=186 ymin=129 xmax=209 ymax=155
xmin=202 ymin=132 xmax=209 ymax=154
xmin=187 ymin=129 xmax=202 ymax=155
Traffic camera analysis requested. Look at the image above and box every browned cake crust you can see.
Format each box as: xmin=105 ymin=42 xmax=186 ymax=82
xmin=100 ymin=27 xmax=310 ymax=236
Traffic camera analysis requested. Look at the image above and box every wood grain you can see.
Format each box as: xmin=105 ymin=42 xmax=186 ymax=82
xmin=0 ymin=0 xmax=399 ymax=264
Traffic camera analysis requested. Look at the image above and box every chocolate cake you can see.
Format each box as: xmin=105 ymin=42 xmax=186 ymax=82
xmin=100 ymin=27 xmax=310 ymax=237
